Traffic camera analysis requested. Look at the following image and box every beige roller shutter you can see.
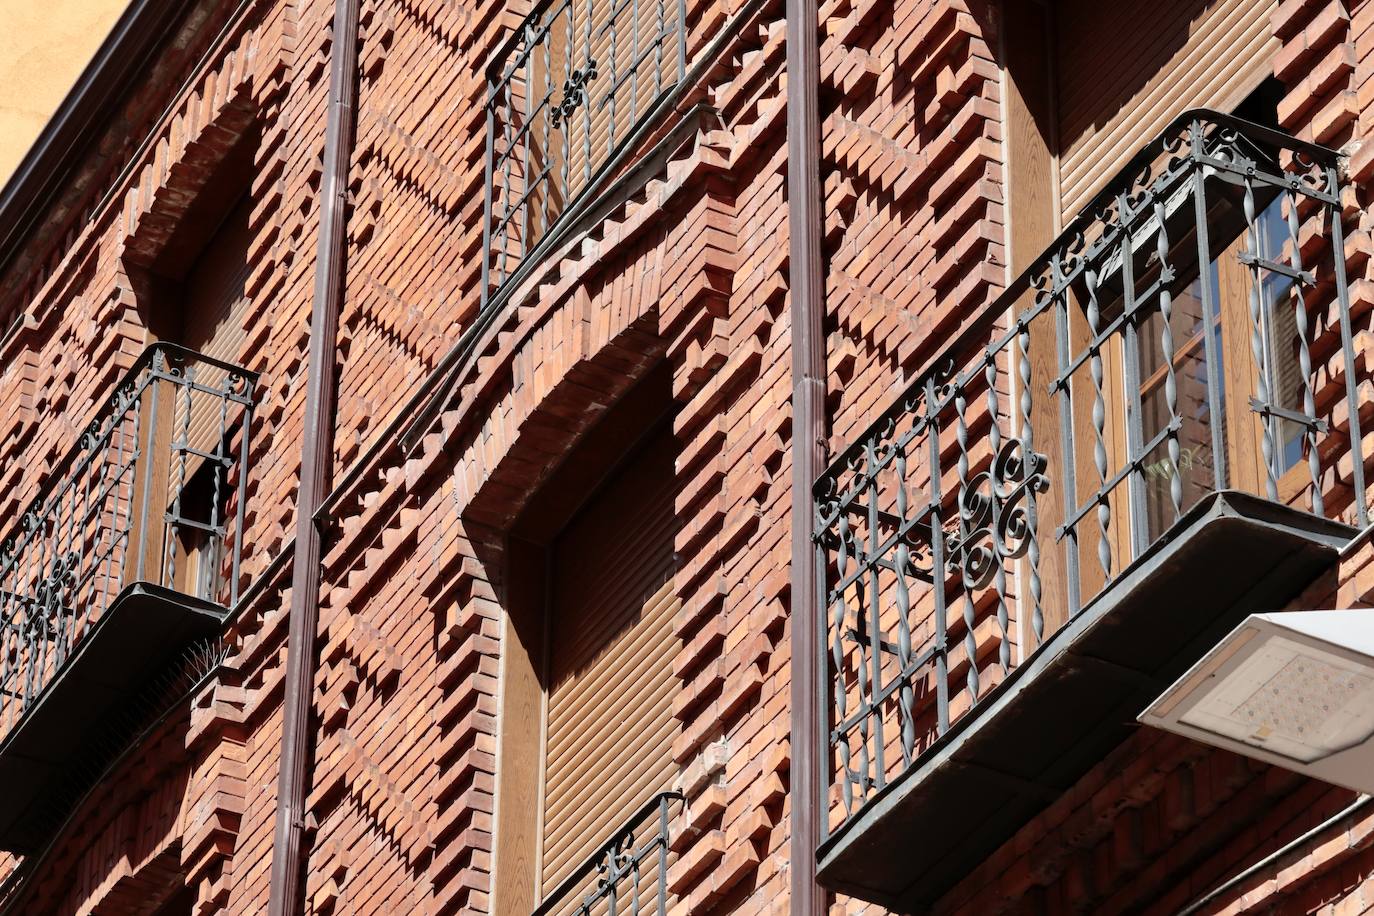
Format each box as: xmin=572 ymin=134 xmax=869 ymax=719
xmin=178 ymin=194 xmax=252 ymax=469
xmin=540 ymin=425 xmax=679 ymax=895
xmin=1055 ymin=0 xmax=1277 ymax=218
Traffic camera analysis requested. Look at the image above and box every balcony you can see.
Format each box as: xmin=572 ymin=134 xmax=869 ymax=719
xmin=0 ymin=343 xmax=255 ymax=854
xmin=813 ymin=111 xmax=1366 ymax=909
xmin=483 ymin=0 xmax=687 ymax=297
xmin=532 ymin=791 xmax=682 ymax=916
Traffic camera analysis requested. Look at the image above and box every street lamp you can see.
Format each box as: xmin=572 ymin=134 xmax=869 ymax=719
xmin=1139 ymin=610 xmax=1374 ymax=794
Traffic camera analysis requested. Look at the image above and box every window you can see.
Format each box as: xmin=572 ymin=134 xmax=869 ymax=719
xmin=1134 ymin=192 xmax=1308 ymax=539
xmin=162 ymin=193 xmax=252 ymax=601
xmin=1071 ymin=82 xmax=1316 ymax=553
xmin=127 ymin=134 xmax=255 ymax=605
xmin=494 ymin=366 xmax=679 ymax=914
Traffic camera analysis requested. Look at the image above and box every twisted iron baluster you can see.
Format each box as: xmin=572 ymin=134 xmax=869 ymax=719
xmin=654 ymin=0 xmax=666 ymax=96
xmin=1326 ymin=162 xmax=1368 ymax=526
xmin=33 ymin=508 xmax=57 ymax=687
xmin=1189 ymin=124 xmax=1229 ymax=492
xmin=1051 ymin=259 xmax=1084 ymax=617
xmin=1016 ymin=320 xmax=1044 ymax=645
xmin=520 ymin=19 xmax=537 ymax=260
xmin=2 ymin=529 xmax=28 ymax=729
xmin=656 ymin=795 xmax=670 ymax=913
xmin=608 ymin=0 xmax=619 ymax=152
xmin=20 ymin=510 xmax=45 ymax=711
xmin=892 ymin=442 xmax=915 ymax=766
xmin=953 ymin=388 xmax=979 ymax=701
xmin=541 ymin=20 xmax=554 ymax=239
xmin=1244 ymin=174 xmax=1280 ymax=500
xmin=40 ymin=499 xmax=67 ymax=677
xmin=630 ymin=0 xmax=640 ymax=125
xmin=53 ymin=471 xmax=80 ymax=667
xmin=632 ymin=831 xmax=646 ymax=916
xmin=925 ymin=378 xmax=950 ymax=734
xmin=832 ymin=510 xmax=853 ymax=813
xmin=499 ymin=83 xmax=517 ymax=286
xmin=209 ymin=374 xmax=234 ymax=601
xmin=1154 ymin=199 xmax=1183 ymax=522
xmin=1285 ymin=189 xmax=1323 ymax=513
xmin=583 ymin=0 xmax=594 ymax=186
xmin=851 ymin=511 xmax=872 ymax=802
xmin=118 ymin=375 xmax=144 ymax=612
xmin=1086 ymin=267 xmax=1112 ymax=577
xmin=0 ymin=539 xmax=16 ymax=732
xmin=26 ymin=495 xmax=51 ymax=703
xmin=863 ymin=441 xmax=885 ymax=792
xmin=985 ymin=350 xmax=1010 ymax=674
xmin=72 ymin=422 xmax=99 ymax=650
xmin=562 ymin=6 xmax=574 ymax=208
xmin=166 ymin=361 xmax=197 ymax=588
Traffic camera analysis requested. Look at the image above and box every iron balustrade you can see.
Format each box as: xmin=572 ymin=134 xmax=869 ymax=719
xmin=0 ymin=343 xmax=255 ymax=741
xmin=483 ymin=0 xmax=687 ymax=297
xmin=814 ymin=110 xmax=1370 ymax=838
xmin=532 ymin=791 xmax=683 ymax=916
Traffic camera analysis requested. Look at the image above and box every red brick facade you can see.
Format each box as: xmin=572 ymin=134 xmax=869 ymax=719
xmin=0 ymin=0 xmax=1370 ymax=913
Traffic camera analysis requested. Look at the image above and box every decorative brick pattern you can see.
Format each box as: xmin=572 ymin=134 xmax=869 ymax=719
xmin=0 ymin=0 xmax=1371 ymax=914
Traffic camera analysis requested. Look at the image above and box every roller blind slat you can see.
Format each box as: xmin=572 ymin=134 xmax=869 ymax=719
xmin=1056 ymin=0 xmax=1278 ymax=217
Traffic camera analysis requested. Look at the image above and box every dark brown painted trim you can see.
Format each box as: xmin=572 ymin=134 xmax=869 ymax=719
xmin=786 ymin=0 xmax=827 ymax=906
xmin=267 ymin=0 xmax=362 ymax=911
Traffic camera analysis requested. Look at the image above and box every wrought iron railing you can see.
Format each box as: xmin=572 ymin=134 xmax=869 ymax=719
xmin=0 ymin=343 xmax=255 ymax=740
xmin=532 ymin=791 xmax=683 ymax=916
xmin=483 ymin=0 xmax=687 ymax=296
xmin=814 ymin=110 xmax=1369 ymax=837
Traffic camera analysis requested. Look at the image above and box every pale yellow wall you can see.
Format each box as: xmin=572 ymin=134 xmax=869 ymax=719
xmin=0 ymin=0 xmax=129 ymax=187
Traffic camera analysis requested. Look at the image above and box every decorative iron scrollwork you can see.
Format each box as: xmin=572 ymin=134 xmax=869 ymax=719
xmin=600 ymin=830 xmax=635 ymax=887
xmin=28 ymin=550 xmax=80 ymax=640
xmin=550 ymin=60 xmax=598 ymax=128
xmin=947 ymin=439 xmax=1049 ymax=590
xmin=0 ymin=342 xmax=258 ymax=735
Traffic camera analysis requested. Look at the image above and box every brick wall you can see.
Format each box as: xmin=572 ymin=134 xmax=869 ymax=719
xmin=0 ymin=0 xmax=1368 ymax=914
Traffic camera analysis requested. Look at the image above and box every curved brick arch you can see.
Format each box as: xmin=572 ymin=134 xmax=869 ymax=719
xmin=457 ymin=257 xmax=670 ymax=530
xmin=119 ymin=80 xmax=259 ymax=275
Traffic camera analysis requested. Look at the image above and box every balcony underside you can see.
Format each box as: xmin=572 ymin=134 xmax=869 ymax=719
xmin=816 ymin=490 xmax=1355 ymax=911
xmin=0 ymin=582 xmax=226 ymax=855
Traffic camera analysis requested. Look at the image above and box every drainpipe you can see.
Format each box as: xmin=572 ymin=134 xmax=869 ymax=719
xmin=267 ymin=0 xmax=360 ymax=911
xmin=786 ymin=0 xmax=827 ymax=906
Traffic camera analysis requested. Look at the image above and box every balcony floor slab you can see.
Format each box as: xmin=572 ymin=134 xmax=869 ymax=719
xmin=0 ymin=582 xmax=225 ymax=855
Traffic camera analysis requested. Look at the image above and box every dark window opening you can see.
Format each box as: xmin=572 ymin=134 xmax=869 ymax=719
xmin=150 ymin=884 xmax=195 ymax=916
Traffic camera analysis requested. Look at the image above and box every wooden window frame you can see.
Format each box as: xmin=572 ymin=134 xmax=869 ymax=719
xmin=1084 ymin=148 xmax=1310 ymax=563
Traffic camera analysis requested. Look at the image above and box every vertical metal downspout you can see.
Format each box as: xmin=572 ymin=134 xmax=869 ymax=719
xmin=267 ymin=0 xmax=361 ymax=911
xmin=786 ymin=0 xmax=826 ymax=905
